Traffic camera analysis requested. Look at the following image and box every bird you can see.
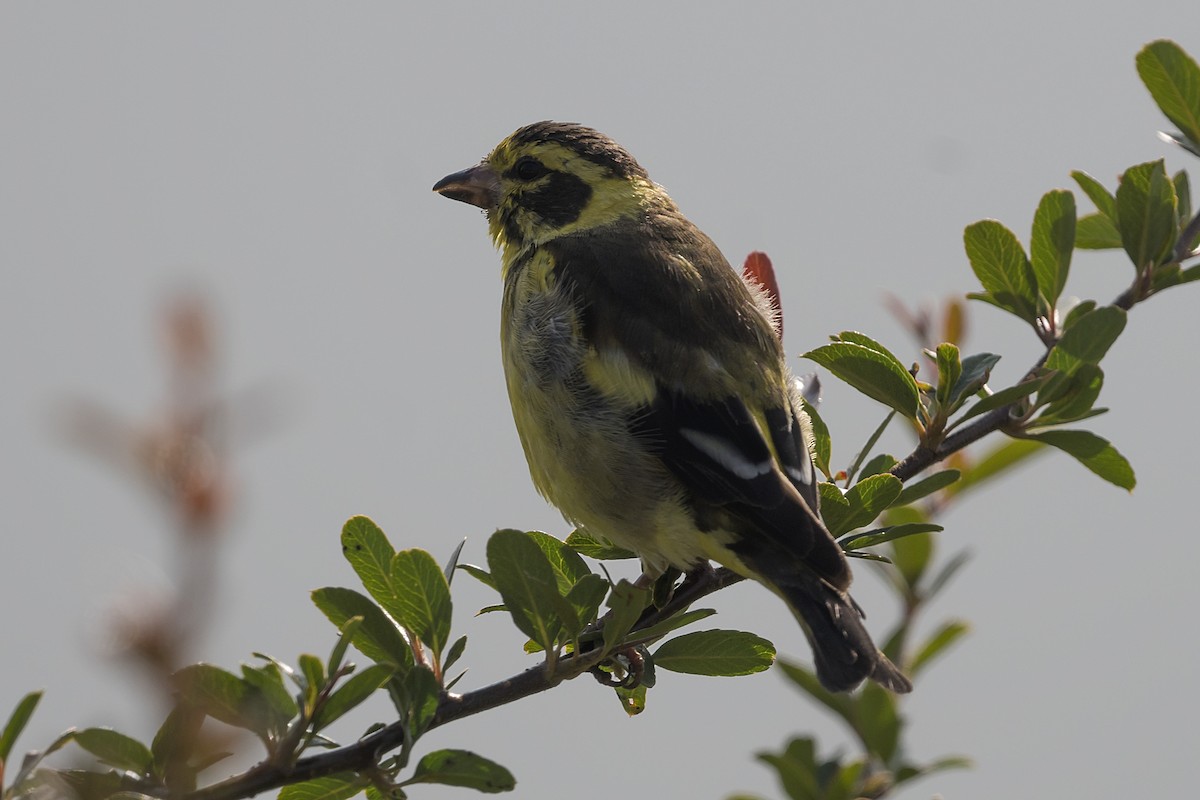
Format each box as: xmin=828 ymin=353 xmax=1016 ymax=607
xmin=433 ymin=121 xmax=911 ymax=693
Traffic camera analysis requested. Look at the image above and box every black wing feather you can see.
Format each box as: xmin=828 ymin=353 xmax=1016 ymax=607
xmin=632 ymin=386 xmax=850 ymax=589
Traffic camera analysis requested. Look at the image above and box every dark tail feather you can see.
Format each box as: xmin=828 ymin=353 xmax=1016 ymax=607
xmin=763 ymin=565 xmax=912 ymax=693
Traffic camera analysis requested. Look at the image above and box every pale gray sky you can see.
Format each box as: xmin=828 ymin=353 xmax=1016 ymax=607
xmin=2 ymin=4 xmax=1197 ymax=799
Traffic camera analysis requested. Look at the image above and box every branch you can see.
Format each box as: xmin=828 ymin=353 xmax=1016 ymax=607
xmin=893 ymin=238 xmax=1199 ymax=483
xmin=184 ymin=568 xmax=745 ymax=800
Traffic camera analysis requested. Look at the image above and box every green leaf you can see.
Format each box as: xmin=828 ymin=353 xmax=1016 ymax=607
xmin=1152 ymin=262 xmax=1188 ymax=291
xmin=1174 ymin=170 xmax=1192 ymax=225
xmin=828 ymin=761 xmax=868 ymax=800
xmin=1034 ymin=369 xmax=1073 ymax=407
xmin=340 ymin=515 xmax=397 ymax=610
xmin=1136 ymin=40 xmax=1200 ymax=148
xmin=1074 ymin=213 xmax=1123 ymax=249
xmin=894 ymin=756 xmax=973 ymax=787
xmin=476 ymin=604 xmax=507 ymax=615
xmin=889 ymin=529 xmax=935 ymax=588
xmin=564 ymin=529 xmax=637 ymax=560
xmin=926 ymin=550 xmax=971 ymax=598
xmin=801 ymin=399 xmax=832 ymax=478
xmin=1022 ymin=429 xmax=1136 ymax=489
xmin=818 ymin=474 xmax=903 ymax=537
xmin=889 ymin=470 xmax=961 ymax=507
xmin=486 ymin=529 xmax=568 ymax=652
xmin=816 ymin=483 xmax=850 ymax=536
xmin=278 ymin=774 xmax=365 ymax=800
xmin=1035 ymin=365 xmax=1104 ymax=426
xmin=525 ymin=531 xmax=593 ymax=593
xmin=834 ymin=330 xmax=907 ymax=366
xmin=40 ymin=771 xmax=128 ymax=800
xmin=948 ymin=352 xmax=1001 ymax=409
xmin=963 ymin=219 xmax=1038 ymax=323
xmin=776 ymin=661 xmax=856 ymax=731
xmin=1115 ymin=160 xmax=1178 ymax=268
xmin=1045 ymin=305 xmax=1127 ymax=376
xmin=652 ymin=630 xmax=775 ymax=676
xmin=844 ymin=550 xmax=893 ymax=564
xmin=327 ymin=617 xmax=362 ymax=679
xmin=1160 ymin=130 xmax=1200 ymax=157
xmin=0 ymin=690 xmax=41 ymax=762
xmin=757 ymin=737 xmax=823 ymax=800
xmin=856 ymin=684 xmax=900 ymax=763
xmin=1151 ymin=261 xmax=1200 ymax=294
xmin=240 ymin=663 xmax=298 ymax=735
xmin=393 ymin=666 xmax=441 ymax=736
xmin=366 ymin=787 xmax=405 ymax=800
xmin=934 ymin=343 xmax=961 ymax=407
xmin=804 ymin=338 xmax=920 ymax=419
xmin=311 ymin=587 xmax=414 ymax=672
xmin=839 ymin=523 xmax=943 ymax=552
xmin=442 ymin=538 xmax=467 ymax=585
xmin=954 ymin=377 xmax=1046 ymax=425
xmin=1030 ymin=189 xmax=1076 ymax=308
xmin=390 ymin=549 xmax=453 ymax=657
xmin=74 ymin=728 xmax=154 ymax=774
xmin=299 ymin=654 xmax=325 ymax=698
xmin=1071 ymin=170 xmax=1117 ymax=220
xmin=456 ymin=563 xmax=498 ymax=589
xmin=442 ymin=635 xmax=468 ymax=674
xmin=404 ymin=749 xmax=516 ymax=793
xmin=7 ymin=728 xmax=78 ymax=795
xmin=445 ymin=671 xmax=467 ymax=692
xmin=563 ymin=574 xmax=609 ymax=637
xmin=1062 ymin=300 xmax=1098 ymax=329
xmin=909 ymin=620 xmax=970 ymax=678
xmin=313 ymin=664 xmax=395 ymax=732
xmin=150 ymin=704 xmax=204 ymax=785
xmin=603 ymin=579 xmax=651 ymax=652
xmin=858 ymin=453 xmax=897 ymax=479
xmin=625 ymin=608 xmax=717 ymax=645
xmin=845 ymin=411 xmax=896 ymax=485
xmin=173 ymin=665 xmax=254 ymax=731
xmin=947 ymin=438 xmax=1046 ymax=497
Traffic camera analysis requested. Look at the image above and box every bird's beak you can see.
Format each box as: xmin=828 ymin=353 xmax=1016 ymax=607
xmin=433 ymin=163 xmax=500 ymax=210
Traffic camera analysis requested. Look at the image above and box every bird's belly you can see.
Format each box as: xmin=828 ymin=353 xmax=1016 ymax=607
xmin=501 ymin=320 xmax=710 ymax=572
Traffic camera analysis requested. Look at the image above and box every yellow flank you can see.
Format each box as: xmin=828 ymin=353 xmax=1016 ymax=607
xmin=582 ymin=346 xmax=657 ymax=408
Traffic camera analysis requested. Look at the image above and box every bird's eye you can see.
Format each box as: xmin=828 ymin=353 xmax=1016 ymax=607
xmin=514 ymin=157 xmax=546 ymax=181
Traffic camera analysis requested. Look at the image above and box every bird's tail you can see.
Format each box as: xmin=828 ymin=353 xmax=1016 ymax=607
xmin=753 ymin=557 xmax=912 ymax=693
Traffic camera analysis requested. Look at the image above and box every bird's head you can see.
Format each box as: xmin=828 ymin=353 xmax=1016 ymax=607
xmin=434 ymin=122 xmax=661 ymax=257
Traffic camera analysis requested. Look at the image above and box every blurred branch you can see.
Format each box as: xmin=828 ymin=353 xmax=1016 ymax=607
xmin=58 ymin=295 xmax=233 ymax=681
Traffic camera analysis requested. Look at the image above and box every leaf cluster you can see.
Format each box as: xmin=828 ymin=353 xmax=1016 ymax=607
xmin=804 ymin=41 xmax=1200 ymax=496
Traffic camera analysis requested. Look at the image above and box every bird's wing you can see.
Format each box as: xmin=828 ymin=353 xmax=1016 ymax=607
xmin=548 ymin=222 xmax=849 ymax=588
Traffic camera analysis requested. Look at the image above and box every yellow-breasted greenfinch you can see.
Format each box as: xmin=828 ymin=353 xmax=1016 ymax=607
xmin=434 ymin=121 xmax=910 ymax=693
